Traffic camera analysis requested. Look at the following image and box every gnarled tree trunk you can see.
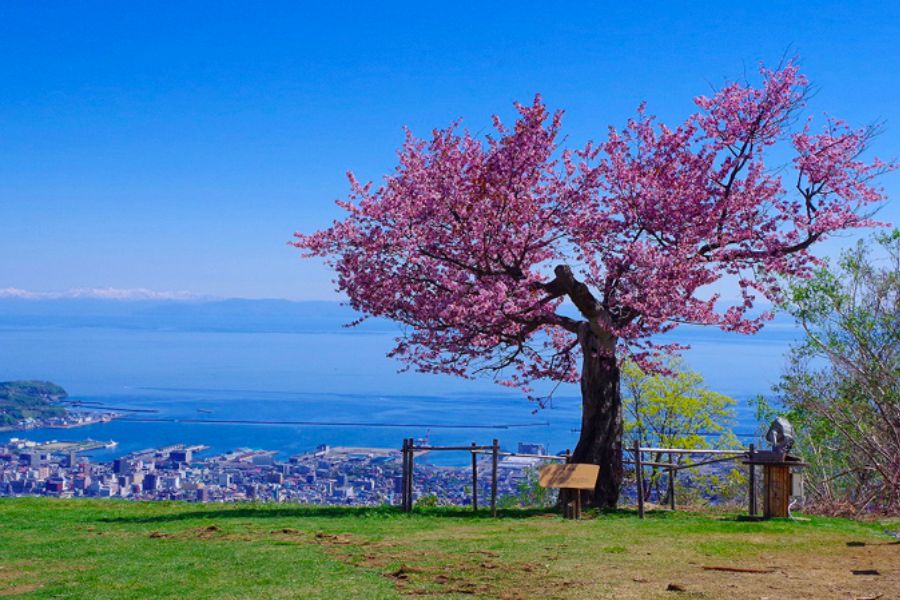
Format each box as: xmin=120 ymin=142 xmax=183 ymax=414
xmin=571 ymin=328 xmax=623 ymax=508
xmin=543 ymin=265 xmax=625 ymax=508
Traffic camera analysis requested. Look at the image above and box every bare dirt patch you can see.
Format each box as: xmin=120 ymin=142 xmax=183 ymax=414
xmin=545 ymin=535 xmax=900 ymax=599
xmin=0 ymin=583 xmax=41 ymax=597
xmin=271 ymin=527 xmax=302 ymax=535
xmin=189 ymin=525 xmax=225 ymax=539
xmin=0 ymin=560 xmax=83 ymax=597
xmin=309 ymin=520 xmax=900 ymax=599
xmin=314 ymin=531 xmax=355 ymax=545
xmin=317 ymin=529 xmax=567 ymax=599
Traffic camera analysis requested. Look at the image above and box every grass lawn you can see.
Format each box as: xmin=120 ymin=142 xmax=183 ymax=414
xmin=0 ymin=498 xmax=897 ymax=599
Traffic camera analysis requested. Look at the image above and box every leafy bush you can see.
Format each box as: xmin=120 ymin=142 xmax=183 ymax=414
xmin=777 ymin=232 xmax=900 ymax=515
xmin=622 ymin=360 xmax=746 ymax=507
xmin=498 ymin=466 xmax=557 ymax=509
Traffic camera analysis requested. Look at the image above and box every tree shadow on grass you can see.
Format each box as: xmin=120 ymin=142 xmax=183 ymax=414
xmin=98 ymin=505 xmax=560 ymax=524
xmin=590 ymin=507 xmax=687 ymax=519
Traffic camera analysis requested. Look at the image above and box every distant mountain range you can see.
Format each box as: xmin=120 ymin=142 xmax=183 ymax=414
xmin=0 ymin=287 xmax=205 ymax=301
xmin=0 ymin=290 xmax=794 ymax=340
xmin=0 ymin=297 xmax=395 ymax=334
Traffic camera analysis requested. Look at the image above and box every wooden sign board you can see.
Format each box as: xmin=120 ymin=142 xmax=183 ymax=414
xmin=538 ymin=464 xmax=600 ymax=490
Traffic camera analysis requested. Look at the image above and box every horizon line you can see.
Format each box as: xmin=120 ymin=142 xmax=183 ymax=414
xmin=0 ymin=287 xmax=342 ymax=303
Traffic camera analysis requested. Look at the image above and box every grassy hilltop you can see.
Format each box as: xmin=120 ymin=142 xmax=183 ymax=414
xmin=0 ymin=498 xmax=897 ymax=599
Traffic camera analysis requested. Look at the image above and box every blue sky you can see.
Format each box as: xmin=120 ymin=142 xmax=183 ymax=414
xmin=1 ymin=1 xmax=898 ymax=300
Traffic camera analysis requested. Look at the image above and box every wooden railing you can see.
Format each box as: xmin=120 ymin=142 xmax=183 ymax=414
xmin=630 ymin=441 xmax=755 ymax=519
xmin=400 ymin=438 xmax=759 ymax=519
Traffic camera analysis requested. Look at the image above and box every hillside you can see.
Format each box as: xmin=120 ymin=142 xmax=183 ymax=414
xmin=0 ymin=498 xmax=896 ymax=599
xmin=0 ymin=380 xmax=67 ymax=427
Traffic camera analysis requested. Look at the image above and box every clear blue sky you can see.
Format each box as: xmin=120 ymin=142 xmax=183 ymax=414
xmin=1 ymin=1 xmax=897 ymax=300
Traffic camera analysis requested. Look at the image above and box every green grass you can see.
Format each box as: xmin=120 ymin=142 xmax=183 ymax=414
xmin=0 ymin=498 xmax=897 ymax=599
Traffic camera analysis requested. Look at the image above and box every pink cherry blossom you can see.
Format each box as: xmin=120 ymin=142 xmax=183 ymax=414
xmin=293 ymin=62 xmax=895 ymax=399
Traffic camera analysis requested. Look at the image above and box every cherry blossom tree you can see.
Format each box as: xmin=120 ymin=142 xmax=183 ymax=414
xmin=293 ymin=62 xmax=895 ymax=507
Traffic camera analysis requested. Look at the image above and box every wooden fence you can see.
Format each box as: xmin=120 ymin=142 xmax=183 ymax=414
xmin=630 ymin=440 xmax=757 ymax=519
xmin=399 ymin=438 xmax=760 ymax=519
xmin=399 ymin=438 xmax=568 ymax=517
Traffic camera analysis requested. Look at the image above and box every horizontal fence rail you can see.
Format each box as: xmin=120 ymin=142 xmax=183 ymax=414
xmin=471 ymin=450 xmax=567 ymax=461
xmin=400 ymin=437 xmax=762 ymax=520
xmin=411 ymin=445 xmax=494 ymax=452
xmin=401 ymin=438 xmax=510 ymax=517
xmin=629 ymin=443 xmax=756 ymax=519
xmin=637 ymin=447 xmax=747 ymax=455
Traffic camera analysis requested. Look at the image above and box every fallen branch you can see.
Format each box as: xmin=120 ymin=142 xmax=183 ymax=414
xmin=701 ymin=566 xmax=776 ymax=574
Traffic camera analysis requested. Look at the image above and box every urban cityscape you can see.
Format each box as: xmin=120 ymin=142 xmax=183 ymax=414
xmin=0 ymin=436 xmax=552 ymax=506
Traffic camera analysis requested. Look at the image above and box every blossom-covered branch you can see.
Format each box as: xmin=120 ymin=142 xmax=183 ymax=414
xmin=294 ymin=62 xmax=895 ymax=395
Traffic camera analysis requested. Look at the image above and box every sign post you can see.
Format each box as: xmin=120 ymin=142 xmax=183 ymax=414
xmin=538 ymin=463 xmax=601 ymax=519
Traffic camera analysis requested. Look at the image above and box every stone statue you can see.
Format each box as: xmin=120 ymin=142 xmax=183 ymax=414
xmin=765 ymin=417 xmax=795 ymax=456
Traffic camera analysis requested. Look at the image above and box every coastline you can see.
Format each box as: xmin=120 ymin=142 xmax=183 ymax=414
xmin=0 ymin=412 xmax=123 ymax=433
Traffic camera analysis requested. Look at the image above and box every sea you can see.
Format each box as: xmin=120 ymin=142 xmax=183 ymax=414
xmin=0 ymin=313 xmax=800 ymax=466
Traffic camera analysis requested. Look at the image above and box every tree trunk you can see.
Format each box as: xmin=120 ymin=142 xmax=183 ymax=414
xmin=571 ymin=329 xmax=623 ymax=508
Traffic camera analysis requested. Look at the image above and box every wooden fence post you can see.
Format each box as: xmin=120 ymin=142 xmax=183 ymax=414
xmin=471 ymin=442 xmax=478 ymax=511
xmin=407 ymin=438 xmax=415 ymax=511
xmin=634 ymin=439 xmax=645 ymax=519
xmin=748 ymin=443 xmax=757 ymax=517
xmin=407 ymin=438 xmax=413 ymax=512
xmin=668 ymin=451 xmax=676 ymax=510
xmin=490 ymin=439 xmax=499 ymax=518
xmin=402 ymin=437 xmax=410 ymax=512
xmin=401 ymin=438 xmax=408 ymax=511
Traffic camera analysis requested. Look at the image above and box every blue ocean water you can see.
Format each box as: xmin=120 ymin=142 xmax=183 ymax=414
xmin=0 ymin=320 xmax=799 ymax=464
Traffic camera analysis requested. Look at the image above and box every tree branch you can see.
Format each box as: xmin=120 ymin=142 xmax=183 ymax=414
xmin=543 ymin=265 xmax=602 ymax=320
